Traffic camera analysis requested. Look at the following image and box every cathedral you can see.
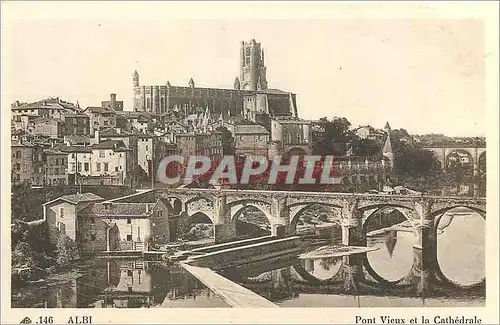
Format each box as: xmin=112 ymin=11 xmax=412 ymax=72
xmin=132 ymin=39 xmax=299 ymax=125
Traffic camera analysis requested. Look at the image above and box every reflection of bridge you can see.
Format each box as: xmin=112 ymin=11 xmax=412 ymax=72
xmin=153 ymin=188 xmax=485 ymax=295
xmin=423 ymin=146 xmax=486 ymax=174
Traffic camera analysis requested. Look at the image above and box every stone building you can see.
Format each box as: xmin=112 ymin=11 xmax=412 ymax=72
xmin=83 ymin=106 xmax=117 ymax=134
xmin=270 ymin=117 xmax=312 ymax=157
xmin=53 ymin=144 xmax=93 ymax=185
xmin=88 ymin=140 xmax=130 ymax=186
xmin=234 ymin=124 xmax=270 ymax=157
xmin=63 ymin=112 xmax=90 ymax=136
xmin=42 ymin=193 xmax=105 ymax=246
xmin=98 ymin=128 xmax=139 ymax=186
xmin=43 ymin=148 xmax=68 ymax=186
xmin=77 ymin=200 xmax=170 ymax=252
xmin=174 ymin=131 xmax=223 ymax=163
xmin=137 ymin=134 xmax=179 ymax=180
xmin=11 ymin=97 xmax=81 ymax=120
xmin=132 ymin=40 xmax=297 ymax=123
xmin=30 ymin=117 xmax=66 ymax=139
xmin=11 ymin=142 xmax=44 ymax=185
xmin=101 ymin=93 xmax=124 ymax=111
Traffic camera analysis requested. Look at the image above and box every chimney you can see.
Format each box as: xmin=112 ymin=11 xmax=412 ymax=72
xmin=15 ymin=100 xmax=19 ymax=107
xmin=95 ymin=130 xmax=100 ymax=144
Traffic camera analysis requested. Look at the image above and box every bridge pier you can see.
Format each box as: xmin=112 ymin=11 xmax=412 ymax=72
xmin=406 ymin=218 xmax=438 ymax=296
xmin=341 ymin=199 xmax=364 ymax=246
xmin=213 ymin=194 xmax=236 ymax=244
xmin=271 ymin=195 xmax=290 ymax=238
xmin=342 ymin=254 xmax=365 ymax=294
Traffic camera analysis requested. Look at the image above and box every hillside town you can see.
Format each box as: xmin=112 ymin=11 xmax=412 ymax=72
xmin=10 ymin=39 xmax=487 ymax=309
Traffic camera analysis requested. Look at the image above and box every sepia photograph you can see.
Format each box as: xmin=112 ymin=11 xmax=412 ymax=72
xmin=1 ymin=1 xmax=498 ymax=324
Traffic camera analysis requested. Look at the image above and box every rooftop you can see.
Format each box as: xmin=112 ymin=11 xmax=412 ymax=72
xmin=85 ymin=106 xmax=116 ymax=114
xmin=79 ymin=202 xmax=157 ymax=217
xmin=235 ymin=124 xmax=269 ymax=135
xmin=53 ymin=144 xmax=93 ymax=153
xmin=91 ymin=140 xmax=129 ymax=151
xmin=43 ymin=192 xmax=104 ymax=206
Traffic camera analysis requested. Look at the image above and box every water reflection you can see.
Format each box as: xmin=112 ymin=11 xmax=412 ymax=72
xmin=366 ymin=231 xmax=414 ymax=282
xmin=437 ymin=209 xmax=485 ymax=286
xmin=12 ymin=259 xmax=229 ymax=308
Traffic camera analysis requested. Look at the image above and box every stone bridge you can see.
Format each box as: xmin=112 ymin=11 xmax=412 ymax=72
xmin=156 ymin=188 xmax=485 ymax=242
xmin=423 ymin=146 xmax=486 ymax=174
xmin=156 ymin=188 xmax=485 ymax=295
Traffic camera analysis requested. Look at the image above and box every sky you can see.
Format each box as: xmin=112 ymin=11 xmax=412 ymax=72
xmin=2 ymin=2 xmax=488 ymax=137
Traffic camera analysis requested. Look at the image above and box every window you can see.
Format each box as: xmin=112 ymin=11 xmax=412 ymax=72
xmin=127 ymin=218 xmax=131 ymax=224
xmin=90 ymin=217 xmax=95 ymax=224
xmin=16 ymin=162 xmax=20 ymax=171
xmin=90 ymin=234 xmax=96 ymax=241
xmin=104 ymin=163 xmax=109 ymax=171
xmin=71 ymin=153 xmax=75 ymax=158
xmin=54 ymin=167 xmax=59 ymax=175
xmin=16 ymin=151 xmax=21 ymax=159
xmin=70 ymin=162 xmax=75 ymax=172
xmin=145 ymin=145 xmax=148 ymax=151
xmin=84 ymin=162 xmax=89 ymax=171
xmin=127 ymin=270 xmax=133 ymax=276
xmin=115 ymin=166 xmax=118 ymax=172
xmin=78 ymin=163 xmax=82 ymax=172
xmin=126 ymin=234 xmax=132 ymax=241
xmin=99 ymin=150 xmax=105 ymax=158
xmin=59 ymin=207 xmax=65 ymax=217
xmin=16 ymin=174 xmax=20 ymax=180
xmin=96 ymin=163 xmax=101 ymax=171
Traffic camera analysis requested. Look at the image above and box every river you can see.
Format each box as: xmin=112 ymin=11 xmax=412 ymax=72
xmin=12 ymin=209 xmax=484 ymax=308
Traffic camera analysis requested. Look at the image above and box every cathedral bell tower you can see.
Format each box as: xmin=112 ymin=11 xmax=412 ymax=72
xmin=239 ymin=39 xmax=268 ymax=91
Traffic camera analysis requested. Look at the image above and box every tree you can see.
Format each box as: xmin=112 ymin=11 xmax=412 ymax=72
xmin=55 ymin=234 xmax=79 ymax=268
xmin=313 ymin=117 xmax=355 ymax=155
xmin=352 ymin=138 xmax=381 ymax=157
xmin=390 ymin=130 xmax=437 ymax=177
xmin=11 ymin=182 xmax=32 ymax=222
xmin=216 ymin=126 xmax=235 ymax=156
xmin=12 ymin=242 xmax=37 ymax=282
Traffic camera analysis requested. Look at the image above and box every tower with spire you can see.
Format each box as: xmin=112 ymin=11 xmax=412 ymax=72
xmin=382 ymin=121 xmax=394 ymax=168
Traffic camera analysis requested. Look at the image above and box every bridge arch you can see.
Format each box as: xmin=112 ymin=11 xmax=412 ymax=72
xmin=185 ymin=196 xmax=215 ymax=223
xmin=228 ymin=199 xmax=274 ymax=226
xmin=362 ymin=206 xmax=415 ymax=286
xmin=289 ymin=202 xmax=343 ymax=235
xmin=478 ymin=151 xmax=486 ymax=172
xmin=445 ymin=149 xmax=474 ymax=170
xmin=429 ymin=205 xmax=485 ymax=222
xmin=285 ymin=147 xmax=308 ymax=159
xmin=433 ymin=206 xmax=486 ymax=288
xmin=360 ymin=204 xmax=416 ymax=227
